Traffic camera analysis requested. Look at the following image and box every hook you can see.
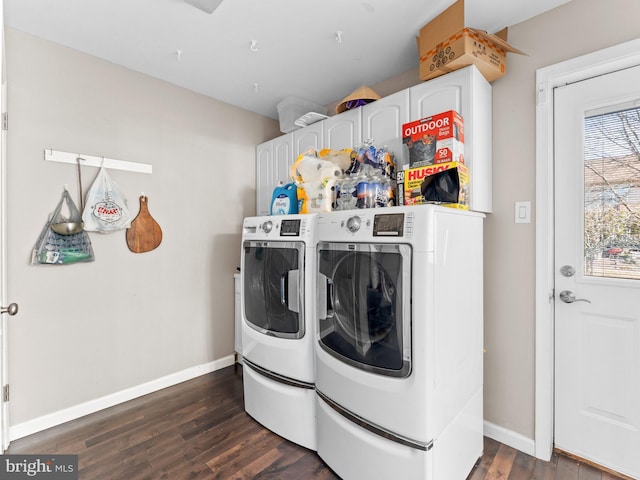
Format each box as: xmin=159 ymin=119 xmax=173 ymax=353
xmin=176 ymin=49 xmax=183 ymax=61
xmin=76 ymin=158 xmax=85 ymax=210
xmin=250 ymin=40 xmax=258 ymax=52
xmin=335 ymin=31 xmax=343 ymax=44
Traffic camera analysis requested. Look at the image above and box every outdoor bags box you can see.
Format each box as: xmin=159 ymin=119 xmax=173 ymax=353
xmin=397 ymin=161 xmax=469 ymax=209
xmin=402 ymin=110 xmax=464 ymax=167
xmin=417 ymin=0 xmax=525 ymax=83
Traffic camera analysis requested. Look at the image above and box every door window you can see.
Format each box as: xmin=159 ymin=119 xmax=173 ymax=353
xmin=584 ymin=105 xmax=640 ymax=280
xmin=317 ymin=242 xmax=411 ymax=377
xmin=243 ymin=241 xmax=304 ymax=339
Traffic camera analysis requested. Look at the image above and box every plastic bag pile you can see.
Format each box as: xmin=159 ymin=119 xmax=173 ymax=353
xmin=289 ymin=141 xmax=396 ymax=213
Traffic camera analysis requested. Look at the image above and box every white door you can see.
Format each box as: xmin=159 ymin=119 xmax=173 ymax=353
xmin=554 ymin=65 xmax=640 ymax=478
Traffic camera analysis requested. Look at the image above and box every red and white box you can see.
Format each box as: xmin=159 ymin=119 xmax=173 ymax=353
xmin=402 ymin=110 xmax=464 ymax=167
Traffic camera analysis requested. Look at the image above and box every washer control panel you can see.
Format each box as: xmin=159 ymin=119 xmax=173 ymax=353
xmin=243 ymin=215 xmax=314 ymax=241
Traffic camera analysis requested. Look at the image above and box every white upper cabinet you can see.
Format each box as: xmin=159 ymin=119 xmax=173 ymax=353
xmin=361 ymin=89 xmax=411 ymax=170
xmin=409 ymin=66 xmax=492 ymax=212
xmin=256 ymin=65 xmax=492 ymax=214
xmin=323 ymin=107 xmax=362 ymax=152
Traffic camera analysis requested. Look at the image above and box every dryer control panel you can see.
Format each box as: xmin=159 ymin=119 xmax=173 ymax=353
xmin=316 ymin=207 xmax=427 ymax=243
xmin=373 ymin=213 xmax=405 ymax=237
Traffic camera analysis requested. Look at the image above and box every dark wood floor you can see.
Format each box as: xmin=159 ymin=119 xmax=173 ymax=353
xmin=6 ymin=365 xmax=628 ymax=479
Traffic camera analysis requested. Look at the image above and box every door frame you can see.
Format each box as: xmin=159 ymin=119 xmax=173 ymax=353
xmin=535 ymin=37 xmax=640 ymax=461
xmin=0 ymin=0 xmax=7 ymax=451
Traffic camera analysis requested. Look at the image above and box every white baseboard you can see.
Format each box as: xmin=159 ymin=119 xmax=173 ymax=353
xmin=483 ymin=420 xmax=536 ymax=457
xmin=9 ymin=355 xmax=236 ymax=442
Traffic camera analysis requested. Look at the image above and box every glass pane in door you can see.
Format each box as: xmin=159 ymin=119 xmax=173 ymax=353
xmin=584 ymin=106 xmax=640 ymax=280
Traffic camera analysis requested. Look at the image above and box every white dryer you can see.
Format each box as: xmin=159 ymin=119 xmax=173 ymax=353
xmin=314 ymin=205 xmax=484 ymax=479
xmin=240 ymin=214 xmax=317 ymax=450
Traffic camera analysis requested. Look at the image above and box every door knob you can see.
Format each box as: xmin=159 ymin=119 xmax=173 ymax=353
xmin=1 ymin=303 xmax=18 ymax=316
xmin=558 ymin=290 xmax=591 ymax=304
xmin=560 ymin=265 xmax=575 ymax=277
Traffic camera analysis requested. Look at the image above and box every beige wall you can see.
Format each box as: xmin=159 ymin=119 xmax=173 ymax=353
xmin=362 ymin=0 xmax=640 ymax=443
xmin=485 ymin=0 xmax=640 ymax=439
xmin=5 ymin=27 xmax=279 ymax=428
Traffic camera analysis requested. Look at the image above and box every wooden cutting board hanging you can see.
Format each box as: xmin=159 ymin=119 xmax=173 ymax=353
xmin=126 ymin=195 xmax=163 ymax=253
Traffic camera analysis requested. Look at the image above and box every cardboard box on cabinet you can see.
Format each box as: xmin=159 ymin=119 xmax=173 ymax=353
xmin=417 ymin=0 xmax=525 ymax=83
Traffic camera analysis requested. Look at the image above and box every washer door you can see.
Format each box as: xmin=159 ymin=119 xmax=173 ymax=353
xmin=317 ymin=242 xmax=411 ymax=377
xmin=243 ymin=240 xmax=305 ymax=339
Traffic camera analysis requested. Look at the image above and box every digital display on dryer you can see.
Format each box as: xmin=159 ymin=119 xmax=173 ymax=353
xmin=373 ymin=213 xmax=404 ymax=237
xmin=280 ymin=219 xmax=301 ymax=236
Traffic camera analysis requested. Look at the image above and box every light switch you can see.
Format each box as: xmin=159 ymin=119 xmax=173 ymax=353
xmin=515 ymin=201 xmax=531 ymax=224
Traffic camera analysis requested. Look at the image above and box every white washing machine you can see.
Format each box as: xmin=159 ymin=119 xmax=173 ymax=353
xmin=314 ymin=205 xmax=484 ymax=479
xmin=240 ymin=214 xmax=317 ymax=450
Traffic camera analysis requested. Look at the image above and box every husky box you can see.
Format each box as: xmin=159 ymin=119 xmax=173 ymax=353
xmin=397 ymin=161 xmax=469 ymax=209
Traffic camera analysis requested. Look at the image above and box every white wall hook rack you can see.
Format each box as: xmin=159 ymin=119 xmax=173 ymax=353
xmin=44 ymin=149 xmax=153 ymax=174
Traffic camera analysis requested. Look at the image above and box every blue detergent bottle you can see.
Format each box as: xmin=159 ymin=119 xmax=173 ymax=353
xmin=270 ymin=183 xmax=298 ymax=215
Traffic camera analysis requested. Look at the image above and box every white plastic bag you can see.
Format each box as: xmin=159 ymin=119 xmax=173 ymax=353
xmin=82 ymin=166 xmax=132 ymax=232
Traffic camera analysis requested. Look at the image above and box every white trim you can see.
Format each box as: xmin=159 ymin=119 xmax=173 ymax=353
xmin=0 ymin=0 xmax=7 ymax=451
xmin=483 ymin=420 xmax=536 ymax=457
xmin=9 ymin=355 xmax=235 ymax=441
xmin=535 ymin=37 xmax=640 ymax=461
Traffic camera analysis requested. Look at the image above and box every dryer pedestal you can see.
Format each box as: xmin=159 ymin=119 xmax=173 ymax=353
xmin=316 ymin=387 xmax=482 ymax=480
xmin=317 ymin=394 xmax=433 ymax=479
xmin=243 ymin=363 xmax=316 ymax=451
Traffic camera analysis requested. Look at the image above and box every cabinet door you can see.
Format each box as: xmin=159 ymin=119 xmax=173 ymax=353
xmin=255 ymin=140 xmax=273 ymax=216
xmin=323 ymin=108 xmax=362 ymax=151
xmin=273 ymin=135 xmax=294 ymax=187
xmin=255 ymin=135 xmax=294 ymax=216
xmin=409 ymin=65 xmax=492 ymax=212
xmin=361 ymin=89 xmax=410 ymax=169
xmin=293 ymin=121 xmax=323 ymax=158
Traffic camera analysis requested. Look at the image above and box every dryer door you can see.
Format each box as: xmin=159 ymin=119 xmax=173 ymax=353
xmin=317 ymin=242 xmax=411 ymax=377
xmin=243 ymin=240 xmax=305 ymax=339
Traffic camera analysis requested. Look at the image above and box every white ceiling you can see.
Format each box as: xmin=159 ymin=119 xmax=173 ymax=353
xmin=4 ymin=0 xmax=569 ymax=119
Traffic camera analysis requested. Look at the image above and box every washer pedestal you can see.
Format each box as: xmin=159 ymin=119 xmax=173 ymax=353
xmin=243 ymin=364 xmax=316 ymax=451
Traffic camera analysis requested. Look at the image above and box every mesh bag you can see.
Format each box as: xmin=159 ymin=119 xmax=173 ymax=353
xmin=32 ymin=190 xmax=95 ymax=265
